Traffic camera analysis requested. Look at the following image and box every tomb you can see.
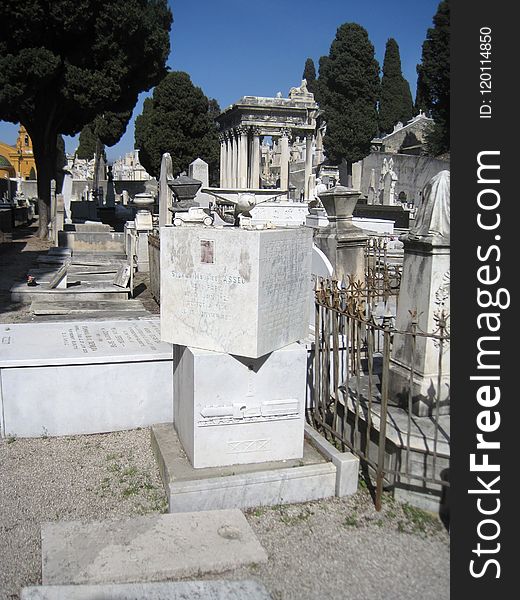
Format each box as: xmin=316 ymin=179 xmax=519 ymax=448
xmin=0 ymin=319 xmax=173 ymax=437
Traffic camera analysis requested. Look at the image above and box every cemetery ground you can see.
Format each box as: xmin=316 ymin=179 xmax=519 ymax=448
xmin=0 ymin=223 xmax=449 ymax=600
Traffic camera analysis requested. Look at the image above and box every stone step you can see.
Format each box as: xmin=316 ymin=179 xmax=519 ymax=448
xmin=31 ymin=300 xmax=148 ymax=315
xmin=21 ymin=580 xmax=273 ymax=600
xmin=11 ymin=281 xmax=129 ymax=304
xmin=41 ymin=510 xmax=268 ymax=586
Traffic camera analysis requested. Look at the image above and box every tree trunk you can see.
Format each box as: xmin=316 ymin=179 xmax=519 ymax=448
xmin=338 ymin=158 xmax=353 ymax=187
xmin=29 ymin=127 xmax=59 ymax=239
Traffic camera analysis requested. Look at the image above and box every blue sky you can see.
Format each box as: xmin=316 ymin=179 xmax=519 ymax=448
xmin=0 ymin=0 xmax=440 ymax=161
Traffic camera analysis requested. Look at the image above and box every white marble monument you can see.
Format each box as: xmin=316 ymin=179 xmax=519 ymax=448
xmin=389 ymin=170 xmax=450 ymax=416
xmin=160 ymin=226 xmax=313 ymax=358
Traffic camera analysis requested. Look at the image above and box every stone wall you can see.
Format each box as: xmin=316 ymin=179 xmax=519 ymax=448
xmin=357 ymin=153 xmax=449 ymax=206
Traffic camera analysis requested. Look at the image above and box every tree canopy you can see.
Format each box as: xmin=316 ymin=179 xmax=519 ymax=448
xmin=134 ymin=71 xmax=220 ymax=182
xmin=317 ymin=23 xmax=380 ymax=177
xmin=378 ymin=38 xmax=414 ymax=134
xmin=0 ymin=0 xmax=172 ymax=235
xmin=416 ymin=0 xmax=450 ymax=155
xmin=302 ymin=58 xmax=317 ymax=94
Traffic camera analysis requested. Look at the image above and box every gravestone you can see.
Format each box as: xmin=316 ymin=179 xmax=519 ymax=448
xmin=189 ymin=158 xmax=211 ymax=208
xmin=160 ymin=226 xmax=313 ymax=358
xmin=62 ymin=173 xmax=73 ymax=223
xmin=159 ymin=153 xmax=174 ymax=227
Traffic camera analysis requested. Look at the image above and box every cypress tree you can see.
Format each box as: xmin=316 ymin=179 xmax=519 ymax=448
xmin=76 ymin=123 xmax=102 ymax=160
xmin=302 ymin=58 xmax=317 ymax=94
xmin=317 ymin=23 xmax=380 ymax=181
xmin=379 ymin=38 xmax=414 ymax=134
xmin=134 ymin=71 xmax=220 ymax=180
xmin=416 ymin=0 xmax=450 ymax=154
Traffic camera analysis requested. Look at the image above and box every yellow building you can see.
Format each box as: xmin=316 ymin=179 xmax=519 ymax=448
xmin=0 ymin=125 xmax=37 ymax=181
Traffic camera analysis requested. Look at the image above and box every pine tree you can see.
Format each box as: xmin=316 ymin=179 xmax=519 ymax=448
xmin=416 ymin=0 xmax=450 ymax=155
xmin=317 ymin=23 xmax=380 ymax=181
xmin=0 ymin=0 xmax=172 ymax=236
xmin=135 ymin=71 xmax=220 ymax=180
xmin=302 ymin=58 xmax=317 ymax=94
xmin=378 ymin=38 xmax=414 ymax=134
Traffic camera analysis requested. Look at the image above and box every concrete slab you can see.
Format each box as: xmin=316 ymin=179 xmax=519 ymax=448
xmin=22 ymin=580 xmax=273 ymax=600
xmin=30 ymin=300 xmax=148 ymax=316
xmin=151 ymin=423 xmax=336 ymax=512
xmin=41 ymin=511 xmax=268 ymax=586
xmin=10 ymin=281 xmax=129 ymax=304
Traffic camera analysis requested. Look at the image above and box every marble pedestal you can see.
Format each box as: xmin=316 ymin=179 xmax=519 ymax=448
xmin=389 ymin=237 xmax=450 ymax=416
xmin=160 ymin=226 xmax=312 ymax=358
xmin=315 ymin=186 xmax=369 ymax=283
xmin=173 ymin=343 xmax=307 ymax=468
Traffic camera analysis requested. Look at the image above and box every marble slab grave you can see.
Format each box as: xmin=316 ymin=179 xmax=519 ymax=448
xmin=160 ymin=226 xmax=313 ymax=358
xmin=0 ymin=319 xmax=174 ymax=437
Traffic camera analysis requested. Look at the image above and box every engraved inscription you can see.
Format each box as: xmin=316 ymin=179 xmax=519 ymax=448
xmin=227 ymin=439 xmax=271 ymax=453
xmin=57 ymin=322 xmax=162 ymax=354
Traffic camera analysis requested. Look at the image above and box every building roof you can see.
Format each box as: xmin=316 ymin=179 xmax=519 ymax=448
xmin=0 ymin=154 xmax=13 ymax=168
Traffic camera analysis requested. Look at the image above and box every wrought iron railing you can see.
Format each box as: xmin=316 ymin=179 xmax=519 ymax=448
xmin=308 ymin=277 xmax=450 ymax=511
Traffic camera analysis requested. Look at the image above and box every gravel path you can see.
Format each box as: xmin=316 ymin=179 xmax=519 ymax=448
xmin=0 ymin=430 xmax=449 ymax=600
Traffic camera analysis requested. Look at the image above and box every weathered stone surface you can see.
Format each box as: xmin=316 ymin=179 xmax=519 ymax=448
xmin=160 ymin=226 xmax=313 ymax=358
xmin=151 ymin=423 xmax=336 ymax=512
xmin=173 ymin=343 xmax=307 ymax=468
xmin=22 ymin=580 xmax=273 ymax=600
xmin=41 ymin=510 xmax=268 ymax=585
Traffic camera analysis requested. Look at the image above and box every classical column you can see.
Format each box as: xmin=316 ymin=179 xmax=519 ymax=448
xmin=279 ymin=129 xmax=290 ymax=190
xmin=219 ymin=135 xmax=226 ymax=187
xmin=225 ymin=133 xmax=232 ymax=188
xmin=304 ymin=133 xmax=314 ymax=200
xmin=237 ymin=126 xmax=249 ymax=188
xmin=315 ymin=127 xmax=324 ymax=165
xmin=249 ymin=127 xmax=261 ymax=189
xmin=230 ymin=130 xmax=238 ymax=188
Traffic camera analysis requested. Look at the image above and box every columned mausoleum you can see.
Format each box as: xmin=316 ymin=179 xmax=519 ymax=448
xmin=216 ymin=81 xmax=319 ymax=199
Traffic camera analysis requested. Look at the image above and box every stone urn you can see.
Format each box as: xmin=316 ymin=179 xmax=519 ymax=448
xmin=318 ymin=185 xmax=363 ymax=236
xmin=169 ymin=174 xmax=202 ymax=212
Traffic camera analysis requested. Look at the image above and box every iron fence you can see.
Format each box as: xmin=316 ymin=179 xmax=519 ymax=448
xmin=308 ymin=273 xmax=450 ymax=511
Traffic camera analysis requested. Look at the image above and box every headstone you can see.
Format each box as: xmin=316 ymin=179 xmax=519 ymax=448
xmin=105 ymin=165 xmax=116 ymax=207
xmin=160 ymin=226 xmax=313 ymax=358
xmin=112 ymin=264 xmax=131 ymax=288
xmin=189 ymin=158 xmax=212 ymax=208
xmin=47 ymin=259 xmax=70 ymax=289
xmin=62 ymin=172 xmax=73 ymax=223
xmin=159 ymin=153 xmax=174 ymax=227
